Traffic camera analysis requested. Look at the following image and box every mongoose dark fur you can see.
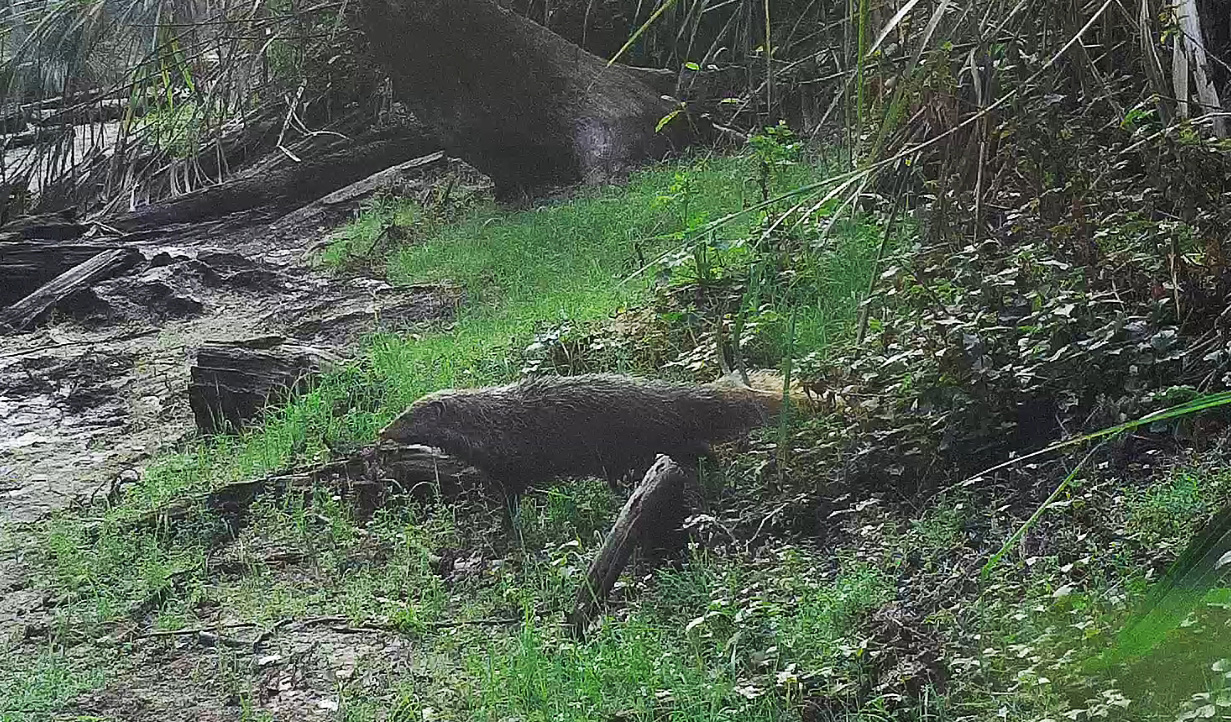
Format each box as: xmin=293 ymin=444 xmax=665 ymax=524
xmin=377 ymin=372 xmax=802 ymax=497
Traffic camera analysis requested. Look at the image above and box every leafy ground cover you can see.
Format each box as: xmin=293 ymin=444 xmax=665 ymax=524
xmin=3 ymin=146 xmax=886 ymax=721
xmin=5 ymin=132 xmax=1231 ymax=721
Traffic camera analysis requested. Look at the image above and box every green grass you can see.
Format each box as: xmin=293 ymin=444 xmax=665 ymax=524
xmin=1125 ymin=466 xmax=1226 ymax=547
xmin=34 ymin=144 xmax=1230 ymax=721
xmin=0 ymin=647 xmax=108 ymax=722
xmin=18 ymin=148 xmax=902 ymax=719
xmin=9 ymin=128 xmax=1231 ymax=722
xmin=442 ymin=554 xmax=892 ymax=722
xmin=315 ymin=536 xmax=894 ymax=722
xmin=919 ymin=459 xmax=1231 ymax=722
xmin=83 ymin=151 xmax=868 ymax=513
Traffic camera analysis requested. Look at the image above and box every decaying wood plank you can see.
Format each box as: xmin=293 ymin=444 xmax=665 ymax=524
xmin=188 ymin=337 xmax=343 ymax=434
xmin=0 ymin=239 xmax=117 ymax=306
xmin=567 ymin=455 xmax=690 ymax=639
xmin=0 ymin=247 xmax=141 ymax=333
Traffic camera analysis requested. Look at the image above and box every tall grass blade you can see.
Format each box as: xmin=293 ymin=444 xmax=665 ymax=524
xmin=977 ymin=391 xmax=1231 ymax=584
xmin=981 ymin=443 xmax=1105 ymax=579
xmin=907 ymin=0 xmax=950 ymax=76
xmin=608 ymin=0 xmax=681 ymax=67
xmin=953 ymin=391 xmax=1231 ymax=489
xmin=1097 ymin=502 xmax=1231 ymax=665
xmin=868 ymin=0 xmax=922 ymax=60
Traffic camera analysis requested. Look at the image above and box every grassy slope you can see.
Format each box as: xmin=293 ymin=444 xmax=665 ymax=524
xmin=4 ymin=151 xmax=890 ymax=721
xmin=119 ymin=153 xmax=868 ymax=509
xmin=5 ymin=149 xmax=1230 ymax=722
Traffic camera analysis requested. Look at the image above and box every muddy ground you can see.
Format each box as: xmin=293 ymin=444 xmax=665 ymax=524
xmin=0 ymin=155 xmax=478 ymax=720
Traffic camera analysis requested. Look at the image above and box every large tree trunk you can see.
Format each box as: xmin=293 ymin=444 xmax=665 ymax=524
xmin=358 ymin=0 xmax=695 ymax=195
xmin=112 ymin=133 xmax=441 ymax=233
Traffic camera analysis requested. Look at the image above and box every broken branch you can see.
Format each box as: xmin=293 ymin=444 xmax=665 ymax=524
xmin=567 ymin=454 xmax=690 ymax=639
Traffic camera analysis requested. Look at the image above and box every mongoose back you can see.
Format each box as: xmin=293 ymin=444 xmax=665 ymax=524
xmin=378 ymin=372 xmax=806 ymax=495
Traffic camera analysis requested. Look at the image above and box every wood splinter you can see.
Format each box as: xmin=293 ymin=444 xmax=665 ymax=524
xmin=567 ymin=454 xmax=690 ymax=639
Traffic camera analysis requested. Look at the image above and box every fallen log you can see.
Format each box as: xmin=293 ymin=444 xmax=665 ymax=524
xmin=567 ymin=455 xmax=690 ymax=639
xmin=129 ymin=443 xmax=485 ymax=533
xmin=0 ymin=222 xmax=88 ymax=242
xmin=113 ymin=132 xmax=442 ymax=232
xmin=0 ymin=205 xmax=78 ymax=234
xmin=188 ymin=337 xmax=343 ymax=434
xmin=31 ymin=97 xmax=141 ymax=127
xmin=0 ymin=247 xmax=141 ymax=333
xmin=0 ymin=238 xmax=111 ymax=306
xmin=0 ymin=126 xmax=72 ymax=151
xmin=271 ymin=150 xmax=450 ymax=234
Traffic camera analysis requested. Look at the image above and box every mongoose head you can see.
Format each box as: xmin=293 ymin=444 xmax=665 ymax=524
xmin=377 ymin=388 xmax=480 ymax=455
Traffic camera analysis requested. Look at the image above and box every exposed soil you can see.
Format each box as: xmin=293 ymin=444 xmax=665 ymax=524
xmin=0 ymin=155 xmax=476 ymax=718
xmin=65 ymin=627 xmax=413 ymax=722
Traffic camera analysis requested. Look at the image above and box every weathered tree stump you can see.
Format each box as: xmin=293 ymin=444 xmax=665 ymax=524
xmin=567 ymin=455 xmax=690 ymax=639
xmin=0 ymin=247 xmax=142 ymax=333
xmin=358 ymin=0 xmax=694 ymax=196
xmin=188 ymin=337 xmax=342 ymax=434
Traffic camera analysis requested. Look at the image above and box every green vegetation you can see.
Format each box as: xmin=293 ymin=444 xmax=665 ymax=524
xmin=1126 ymin=467 xmax=1227 ymax=548
xmin=8 ymin=130 xmax=1231 ymax=721
xmin=10 ymin=0 xmax=1231 ymax=715
xmin=0 ymin=648 xmax=108 ymax=722
xmin=90 ymin=149 xmax=870 ymax=511
xmin=9 ymin=144 xmax=907 ymax=720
